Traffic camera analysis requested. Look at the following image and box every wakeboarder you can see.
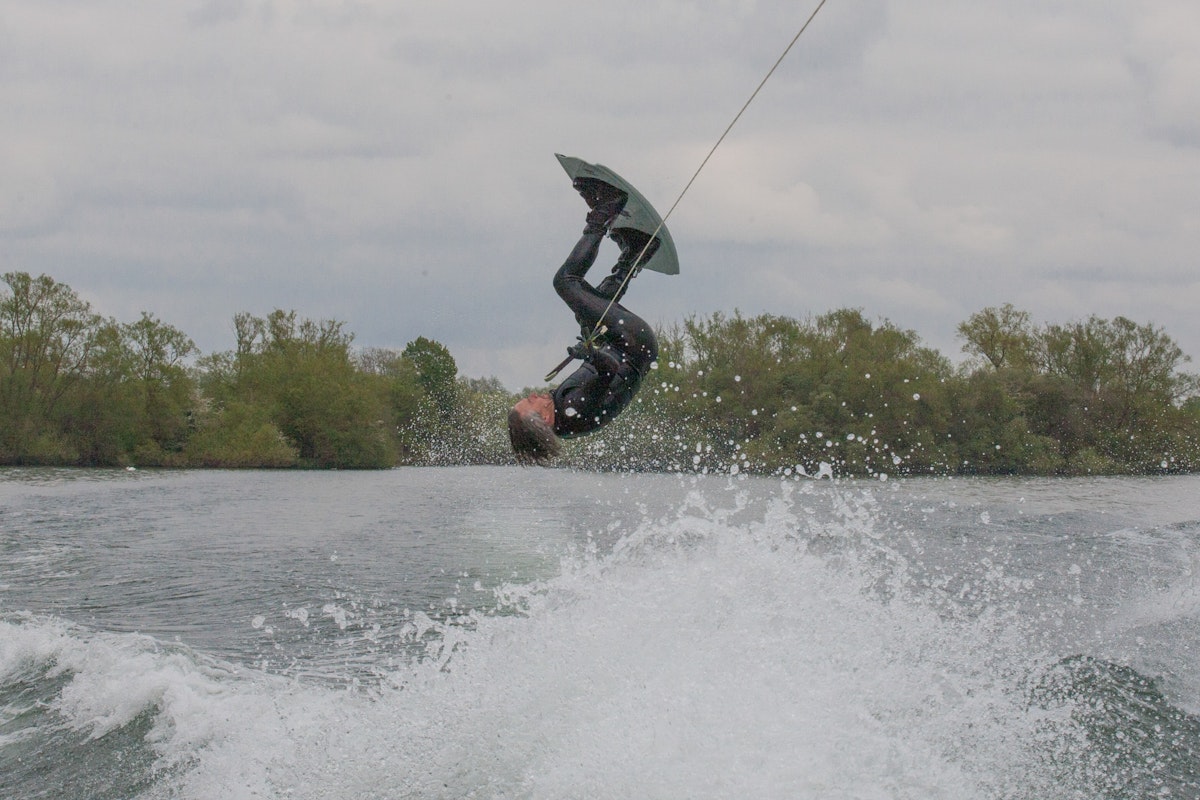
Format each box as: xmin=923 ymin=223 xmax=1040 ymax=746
xmin=507 ymin=171 xmax=665 ymax=465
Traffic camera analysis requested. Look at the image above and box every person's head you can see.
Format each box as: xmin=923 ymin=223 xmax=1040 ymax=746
xmin=508 ymin=393 xmax=560 ymax=466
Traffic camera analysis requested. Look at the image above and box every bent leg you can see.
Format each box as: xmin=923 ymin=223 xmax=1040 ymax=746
xmin=553 ymin=230 xmax=657 ymax=367
xmin=553 ymin=228 xmax=613 ymax=332
xmin=594 ymin=228 xmax=661 ymax=304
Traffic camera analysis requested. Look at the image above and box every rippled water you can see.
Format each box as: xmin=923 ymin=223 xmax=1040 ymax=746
xmin=2 ymin=467 xmax=1199 ymax=798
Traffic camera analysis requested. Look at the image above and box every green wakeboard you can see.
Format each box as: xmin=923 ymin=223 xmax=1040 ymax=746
xmin=555 ymin=154 xmax=680 ymax=276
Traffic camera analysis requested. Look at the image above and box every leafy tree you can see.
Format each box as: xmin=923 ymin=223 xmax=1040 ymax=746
xmin=0 ymin=273 xmax=103 ymax=462
xmin=194 ymin=310 xmax=394 ymax=468
xmin=4 ymin=270 xmax=1199 ymax=475
xmin=946 ymin=369 xmax=1062 ymax=474
xmin=953 ymin=308 xmax=1199 ymax=474
xmin=357 ymin=345 xmax=437 ymax=463
xmin=460 ymin=375 xmax=508 ymax=394
xmin=958 ymin=304 xmax=1038 ymax=371
xmin=1035 ymin=316 xmax=1193 ymax=470
xmin=120 ymin=313 xmax=197 ymax=458
xmin=184 ymin=401 xmax=299 ymax=468
xmin=403 ymin=336 xmax=458 ymax=404
xmin=69 ymin=317 xmax=196 ymax=466
xmin=589 ymin=309 xmax=956 ymax=477
xmin=452 ymin=374 xmax=519 ymax=464
xmin=395 ymin=336 xmax=464 ymax=463
xmin=0 ymin=273 xmax=100 ymax=400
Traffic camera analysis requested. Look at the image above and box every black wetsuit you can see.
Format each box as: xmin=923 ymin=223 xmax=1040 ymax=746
xmin=551 ymin=226 xmax=658 ymax=438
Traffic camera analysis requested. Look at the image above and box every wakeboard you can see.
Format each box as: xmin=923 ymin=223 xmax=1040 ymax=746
xmin=555 ymin=154 xmax=680 ymax=276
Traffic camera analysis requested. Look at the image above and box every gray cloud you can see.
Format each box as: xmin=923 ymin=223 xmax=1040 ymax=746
xmin=3 ymin=0 xmax=1198 ymax=389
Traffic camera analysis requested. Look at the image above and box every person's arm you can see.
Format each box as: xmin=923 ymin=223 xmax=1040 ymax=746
xmin=587 ymin=346 xmax=621 ymax=379
xmin=567 ymin=338 xmax=621 ymax=380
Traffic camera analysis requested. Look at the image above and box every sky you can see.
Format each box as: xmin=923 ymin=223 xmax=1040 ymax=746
xmin=3 ymin=0 xmax=1199 ymax=391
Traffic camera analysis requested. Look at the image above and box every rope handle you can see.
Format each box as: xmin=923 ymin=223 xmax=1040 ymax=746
xmin=545 ymin=326 xmax=607 ymax=382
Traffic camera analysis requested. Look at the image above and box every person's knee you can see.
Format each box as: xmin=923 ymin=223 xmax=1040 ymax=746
xmin=552 ymin=268 xmax=578 ymax=299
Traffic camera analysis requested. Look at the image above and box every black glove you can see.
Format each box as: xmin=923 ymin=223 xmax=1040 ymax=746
xmin=567 ymin=337 xmax=593 ymax=360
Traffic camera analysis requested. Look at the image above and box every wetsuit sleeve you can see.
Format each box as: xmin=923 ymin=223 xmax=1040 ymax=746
xmin=587 ymin=346 xmax=622 ymax=380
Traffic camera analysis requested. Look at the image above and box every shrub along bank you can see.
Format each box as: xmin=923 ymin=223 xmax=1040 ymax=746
xmin=2 ymin=274 xmax=1197 ymax=474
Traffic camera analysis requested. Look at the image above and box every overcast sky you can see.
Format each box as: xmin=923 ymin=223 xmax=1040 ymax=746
xmin=4 ymin=1 xmax=1198 ymax=390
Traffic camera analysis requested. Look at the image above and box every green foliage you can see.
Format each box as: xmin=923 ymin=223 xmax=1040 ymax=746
xmin=112 ymin=313 xmax=197 ymax=460
xmin=356 ymin=346 xmax=426 ymax=461
xmin=185 ymin=401 xmax=300 ymax=468
xmin=202 ymin=310 xmax=395 ymax=469
xmin=0 ymin=274 xmax=196 ymax=466
xmin=403 ymin=336 xmax=458 ymax=404
xmin=448 ymin=375 xmax=519 ymax=464
xmin=971 ymin=310 xmax=1200 ymax=474
xmin=583 ymin=309 xmax=960 ymax=477
xmin=361 ymin=337 xmax=509 ymax=466
xmin=2 ymin=273 xmax=1198 ymax=475
xmin=958 ymin=303 xmax=1038 ymax=371
xmin=0 ymin=272 xmax=102 ymax=460
xmin=396 ymin=336 xmax=461 ymax=463
xmin=557 ymin=306 xmax=1200 ymax=478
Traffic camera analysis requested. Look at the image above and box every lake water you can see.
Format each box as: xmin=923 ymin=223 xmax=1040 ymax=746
xmin=2 ymin=467 xmax=1199 ymax=799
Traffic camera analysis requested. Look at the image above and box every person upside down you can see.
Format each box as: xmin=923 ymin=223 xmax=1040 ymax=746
xmin=508 ymin=179 xmax=660 ymax=465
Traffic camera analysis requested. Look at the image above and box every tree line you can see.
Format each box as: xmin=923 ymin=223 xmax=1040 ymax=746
xmin=0 ymin=272 xmax=510 ymax=469
xmin=589 ymin=305 xmax=1200 ymax=476
xmin=2 ymin=272 xmax=1198 ymax=474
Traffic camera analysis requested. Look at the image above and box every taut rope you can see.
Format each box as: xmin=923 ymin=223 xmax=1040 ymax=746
xmin=577 ymin=0 xmax=830 ymax=360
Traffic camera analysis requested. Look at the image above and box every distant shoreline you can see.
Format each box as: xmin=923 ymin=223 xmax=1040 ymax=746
xmin=4 ymin=273 xmax=1198 ymax=475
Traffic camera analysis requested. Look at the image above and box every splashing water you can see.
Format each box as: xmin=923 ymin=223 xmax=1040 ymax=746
xmin=2 ymin=470 xmax=1199 ymax=799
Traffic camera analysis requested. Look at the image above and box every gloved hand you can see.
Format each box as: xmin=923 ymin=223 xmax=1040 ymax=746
xmin=567 ymin=337 xmax=593 ymax=360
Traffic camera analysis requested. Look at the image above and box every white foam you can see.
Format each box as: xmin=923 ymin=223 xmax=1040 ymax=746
xmin=250 ymin=489 xmax=1051 ymax=795
xmin=4 ymin=485 xmax=1078 ymax=799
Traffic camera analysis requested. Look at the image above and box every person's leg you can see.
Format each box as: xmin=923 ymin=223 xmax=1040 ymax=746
xmin=553 ymin=188 xmax=627 ymax=331
xmin=602 ymin=305 xmax=658 ymax=372
xmin=553 ymin=182 xmax=659 ymax=371
xmin=553 ymin=231 xmax=657 ymax=368
xmin=594 ymin=228 xmax=661 ymax=302
xmin=553 ymin=228 xmax=612 ymax=333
